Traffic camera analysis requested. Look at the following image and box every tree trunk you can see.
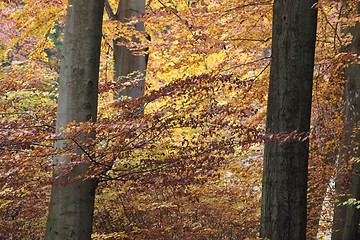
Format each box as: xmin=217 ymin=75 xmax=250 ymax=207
xmin=114 ymin=0 xmax=147 ymax=99
xmin=260 ymin=0 xmax=318 ymax=239
xmin=44 ymin=0 xmax=104 ymax=239
xmin=332 ymin=9 xmax=360 ymax=239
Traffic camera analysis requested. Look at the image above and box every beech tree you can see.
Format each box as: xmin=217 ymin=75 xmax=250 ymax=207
xmin=260 ymin=0 xmax=318 ymax=239
xmin=105 ymin=0 xmax=147 ymax=99
xmin=1 ymin=0 xmax=355 ymax=239
xmin=44 ymin=0 xmax=105 ymax=239
xmin=332 ymin=3 xmax=360 ymax=239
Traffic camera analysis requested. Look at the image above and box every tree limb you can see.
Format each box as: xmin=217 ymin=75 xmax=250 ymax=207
xmin=104 ymin=0 xmax=115 ymax=19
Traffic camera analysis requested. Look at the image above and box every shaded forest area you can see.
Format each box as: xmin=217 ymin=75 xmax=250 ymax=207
xmin=1 ymin=0 xmax=360 ymax=239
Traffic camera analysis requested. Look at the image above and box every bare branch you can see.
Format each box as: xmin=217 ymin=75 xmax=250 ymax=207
xmin=0 ymin=99 xmax=56 ymax=129
xmin=224 ymin=1 xmax=273 ymax=13
xmin=224 ymin=37 xmax=271 ymax=42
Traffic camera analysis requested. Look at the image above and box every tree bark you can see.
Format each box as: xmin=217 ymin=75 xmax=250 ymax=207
xmin=260 ymin=0 xmax=318 ymax=239
xmin=44 ymin=0 xmax=104 ymax=239
xmin=114 ymin=0 xmax=147 ymax=99
xmin=332 ymin=9 xmax=360 ymax=239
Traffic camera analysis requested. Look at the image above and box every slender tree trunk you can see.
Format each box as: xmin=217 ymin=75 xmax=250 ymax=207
xmin=332 ymin=7 xmax=360 ymax=238
xmin=114 ymin=0 xmax=147 ymax=99
xmin=260 ymin=0 xmax=318 ymax=239
xmin=45 ymin=0 xmax=104 ymax=239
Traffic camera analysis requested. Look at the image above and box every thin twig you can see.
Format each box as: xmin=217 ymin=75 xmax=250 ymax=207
xmin=0 ymin=99 xmax=56 ymax=129
xmin=70 ymin=138 xmax=113 ymax=169
xmin=319 ymin=5 xmax=343 ymax=48
xmin=222 ymin=57 xmax=269 ymax=72
xmin=224 ymin=37 xmax=271 ymax=42
xmin=157 ymin=0 xmax=197 ymax=40
xmin=224 ymin=1 xmax=273 ymax=13
xmin=104 ymin=0 xmax=115 ymax=19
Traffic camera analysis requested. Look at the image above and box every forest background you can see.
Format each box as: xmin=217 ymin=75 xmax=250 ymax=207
xmin=0 ymin=0 xmax=358 ymax=239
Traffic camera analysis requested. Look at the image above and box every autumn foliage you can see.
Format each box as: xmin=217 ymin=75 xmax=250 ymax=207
xmin=0 ymin=0 xmax=357 ymax=239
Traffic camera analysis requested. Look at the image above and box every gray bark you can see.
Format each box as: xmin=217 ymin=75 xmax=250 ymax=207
xmin=114 ymin=0 xmax=147 ymax=99
xmin=332 ymin=11 xmax=360 ymax=239
xmin=44 ymin=0 xmax=104 ymax=239
xmin=260 ymin=0 xmax=318 ymax=239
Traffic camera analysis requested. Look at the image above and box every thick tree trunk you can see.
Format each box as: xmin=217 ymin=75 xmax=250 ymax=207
xmin=114 ymin=0 xmax=147 ymax=99
xmin=260 ymin=1 xmax=317 ymax=239
xmin=332 ymin=15 xmax=360 ymax=240
xmin=44 ymin=0 xmax=104 ymax=239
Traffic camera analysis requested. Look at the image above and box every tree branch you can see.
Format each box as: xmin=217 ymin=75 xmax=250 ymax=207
xmin=104 ymin=0 xmax=115 ymax=19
